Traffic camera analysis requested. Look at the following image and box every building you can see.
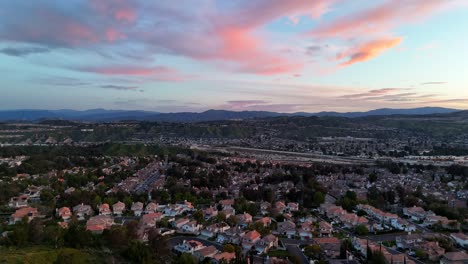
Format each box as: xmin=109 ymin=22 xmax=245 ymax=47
xmin=99 ymin=203 xmax=112 ymax=216
xmin=86 ymin=215 xmax=113 ymax=234
xmin=181 ymin=221 xmax=202 ymax=233
xmin=440 ymin=251 xmax=468 ymax=264
xmin=131 ymin=202 xmax=144 ymax=216
xmin=9 ymin=207 xmax=38 ymax=225
xmin=56 ymin=207 xmax=72 ymax=221
xmin=242 ymin=230 xmax=261 ymax=250
xmin=113 ymin=201 xmax=126 ymax=216
xmin=145 ymin=202 xmax=158 ymax=214
xmin=194 ymin=245 xmax=219 ymax=261
xmin=174 ymin=240 xmax=205 ymax=254
xmin=141 ymin=212 xmax=163 ymax=227
xmin=451 ymin=233 xmax=468 ymax=248
xmin=73 ymin=203 xmax=93 ymax=220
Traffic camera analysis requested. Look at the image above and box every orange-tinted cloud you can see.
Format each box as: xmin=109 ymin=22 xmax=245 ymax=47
xmin=339 ymin=37 xmax=402 ymax=66
xmin=312 ymin=0 xmax=452 ymax=38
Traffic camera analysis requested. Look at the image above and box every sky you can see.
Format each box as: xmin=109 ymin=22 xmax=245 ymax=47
xmin=0 ymin=0 xmax=468 ymax=113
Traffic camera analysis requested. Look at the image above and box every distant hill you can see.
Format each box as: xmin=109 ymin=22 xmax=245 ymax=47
xmin=0 ymin=107 xmax=460 ymax=122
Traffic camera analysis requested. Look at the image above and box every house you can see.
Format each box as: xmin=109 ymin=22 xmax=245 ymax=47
xmin=221 ymin=208 xmax=236 ymax=219
xmin=56 ymin=207 xmax=72 ymax=221
xmin=131 ymin=202 xmax=144 ymax=216
xmin=219 ymin=199 xmax=235 ymax=209
xmin=203 ymin=206 xmax=218 ymax=220
xmin=314 ymin=237 xmax=341 ymax=259
xmin=256 ymin=234 xmax=279 ymax=253
xmin=396 ymin=234 xmax=423 ymax=249
xmin=451 ymin=233 xmax=468 ymax=248
xmin=194 ymin=245 xmax=219 ymax=261
xmin=113 ymin=201 xmax=125 ymax=216
xmin=8 ymin=195 xmax=29 ymax=208
xmin=213 ymin=252 xmax=236 ymax=264
xmin=145 ymin=202 xmax=158 ymax=214
xmin=260 ymin=201 xmax=271 ymax=215
xmin=99 ymin=203 xmax=112 ymax=216
xmin=391 ymin=218 xmax=416 ymax=232
xmin=181 ymin=221 xmax=202 ymax=233
xmin=440 ymin=251 xmax=468 ymax=264
xmin=86 ymin=215 xmax=113 ymax=234
xmin=256 ymin=217 xmax=272 ymax=227
xmin=275 ymin=201 xmax=287 ymax=214
xmin=9 ymin=207 xmax=38 ymax=225
xmin=236 ymin=212 xmax=252 ymax=227
xmin=141 ymin=212 xmax=163 ymax=227
xmin=216 ymin=226 xmax=245 ymax=244
xmin=73 ymin=203 xmax=93 ymax=219
xmin=172 ymin=218 xmax=190 ymax=229
xmin=276 ymin=220 xmax=297 ymax=238
xmin=201 ymin=223 xmax=229 ymax=238
xmin=287 ymin=202 xmax=299 ymax=212
xmin=417 ymin=241 xmax=445 ymax=261
xmin=318 ymin=221 xmax=333 ymax=237
xmin=242 ymin=230 xmax=261 ymax=250
xmin=298 ymin=222 xmax=313 ymax=240
xmin=403 ymin=206 xmax=434 ymax=221
xmin=64 ymin=187 xmax=75 ymax=195
xmin=174 ymin=240 xmax=205 ymax=254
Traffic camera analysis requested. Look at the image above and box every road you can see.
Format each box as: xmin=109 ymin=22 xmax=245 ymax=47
xmin=286 ymin=245 xmax=309 ymax=264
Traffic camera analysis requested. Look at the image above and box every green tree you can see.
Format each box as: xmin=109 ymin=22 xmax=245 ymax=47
xmin=355 ymin=225 xmax=369 ymax=236
xmin=174 ymin=253 xmax=198 ymax=264
xmin=224 ymin=244 xmax=236 ymax=253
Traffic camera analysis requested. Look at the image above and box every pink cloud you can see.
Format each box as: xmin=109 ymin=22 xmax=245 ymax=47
xmin=76 ymin=65 xmax=190 ymax=81
xmin=105 ymin=28 xmax=125 ymax=42
xmin=114 ymin=9 xmax=136 ymax=22
xmin=311 ymin=0 xmax=455 ymax=38
xmin=338 ymin=37 xmax=402 ymax=66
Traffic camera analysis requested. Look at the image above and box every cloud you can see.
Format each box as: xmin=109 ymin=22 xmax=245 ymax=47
xmin=74 ymin=65 xmax=190 ymax=81
xmin=0 ymin=46 xmax=50 ymax=56
xmin=99 ymin=85 xmax=139 ymax=91
xmin=341 ymin=88 xmax=405 ymax=99
xmin=421 ymin=82 xmax=447 ymax=85
xmin=338 ymin=37 xmax=402 ymax=66
xmin=0 ymin=1 xmax=337 ymax=75
xmin=34 ymin=77 xmax=90 ymax=86
xmin=311 ymin=0 xmax=457 ymax=38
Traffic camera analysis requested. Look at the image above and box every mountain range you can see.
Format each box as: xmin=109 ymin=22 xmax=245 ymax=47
xmin=0 ymin=107 xmax=461 ymax=122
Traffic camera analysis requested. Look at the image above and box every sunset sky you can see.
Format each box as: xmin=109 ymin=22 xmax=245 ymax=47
xmin=1 ymin=0 xmax=468 ymax=112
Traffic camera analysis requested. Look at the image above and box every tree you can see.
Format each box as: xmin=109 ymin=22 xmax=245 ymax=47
xmin=313 ymin=191 xmax=325 ymax=207
xmin=355 ymin=225 xmax=369 ymax=236
xmin=193 ymin=210 xmax=204 ymax=223
xmin=340 ymin=239 xmax=353 ymax=259
xmin=173 ymin=253 xmax=198 ymax=264
xmin=148 ymin=228 xmax=170 ymax=262
xmin=224 ymin=244 xmax=236 ymax=253
xmin=304 ymin=244 xmax=321 ymax=259
xmin=124 ymin=240 xmax=153 ymax=264
xmin=370 ymin=250 xmax=386 ymax=264
xmin=216 ymin=212 xmax=227 ymax=222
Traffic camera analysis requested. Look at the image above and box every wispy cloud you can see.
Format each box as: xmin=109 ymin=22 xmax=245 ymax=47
xmin=99 ymin=85 xmax=139 ymax=91
xmin=421 ymin=82 xmax=447 ymax=85
xmin=0 ymin=46 xmax=50 ymax=56
xmin=338 ymin=37 xmax=402 ymax=66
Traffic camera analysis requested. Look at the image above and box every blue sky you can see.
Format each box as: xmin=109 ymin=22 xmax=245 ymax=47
xmin=0 ymin=0 xmax=467 ymax=112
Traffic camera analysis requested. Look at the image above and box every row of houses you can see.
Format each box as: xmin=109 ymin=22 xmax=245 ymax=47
xmin=357 ymin=204 xmax=416 ymax=232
